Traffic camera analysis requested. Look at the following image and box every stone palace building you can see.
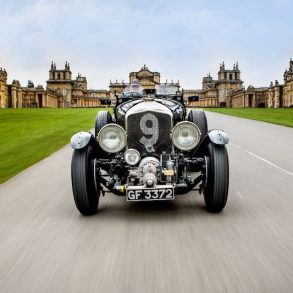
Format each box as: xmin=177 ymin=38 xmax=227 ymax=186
xmin=0 ymin=59 xmax=292 ymax=108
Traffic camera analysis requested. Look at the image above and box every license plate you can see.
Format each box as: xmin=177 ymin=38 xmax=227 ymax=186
xmin=127 ymin=187 xmax=174 ymax=201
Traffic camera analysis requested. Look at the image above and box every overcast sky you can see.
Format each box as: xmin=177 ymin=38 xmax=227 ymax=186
xmin=0 ymin=0 xmax=292 ymax=89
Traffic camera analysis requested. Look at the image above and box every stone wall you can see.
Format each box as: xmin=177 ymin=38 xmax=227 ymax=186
xmin=2 ymin=60 xmax=293 ymax=109
xmin=0 ymin=68 xmax=8 ymax=108
xmin=0 ymin=80 xmax=8 ymax=108
xmin=283 ymin=81 xmax=293 ymax=107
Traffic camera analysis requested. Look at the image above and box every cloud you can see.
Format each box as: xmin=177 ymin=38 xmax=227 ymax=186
xmin=0 ymin=0 xmax=292 ymax=89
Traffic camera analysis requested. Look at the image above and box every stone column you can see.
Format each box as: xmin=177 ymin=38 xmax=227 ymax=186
xmin=11 ymin=86 xmax=17 ymax=108
xmin=269 ymin=89 xmax=275 ymax=108
xmin=274 ymin=87 xmax=280 ymax=108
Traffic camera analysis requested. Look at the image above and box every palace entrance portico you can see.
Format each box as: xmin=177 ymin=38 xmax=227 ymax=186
xmin=109 ymin=65 xmax=180 ymax=103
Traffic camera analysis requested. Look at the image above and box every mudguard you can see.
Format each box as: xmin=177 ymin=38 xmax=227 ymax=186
xmin=193 ymin=129 xmax=229 ymax=155
xmin=208 ymin=130 xmax=229 ymax=145
xmin=70 ymin=132 xmax=93 ymax=150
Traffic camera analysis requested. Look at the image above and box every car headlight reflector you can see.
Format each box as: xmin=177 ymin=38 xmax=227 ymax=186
xmin=98 ymin=124 xmax=127 ymax=153
xmin=171 ymin=121 xmax=201 ymax=151
xmin=124 ymin=149 xmax=140 ymax=166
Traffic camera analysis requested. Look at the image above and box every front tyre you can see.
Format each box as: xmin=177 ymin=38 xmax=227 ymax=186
xmin=71 ymin=146 xmax=99 ymax=215
xmin=188 ymin=109 xmax=208 ymax=143
xmin=95 ymin=111 xmax=112 ymax=139
xmin=204 ymin=143 xmax=229 ymax=213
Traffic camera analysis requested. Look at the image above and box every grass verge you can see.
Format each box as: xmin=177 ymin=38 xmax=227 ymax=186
xmin=204 ymin=108 xmax=293 ymax=128
xmin=0 ymin=108 xmax=112 ymax=184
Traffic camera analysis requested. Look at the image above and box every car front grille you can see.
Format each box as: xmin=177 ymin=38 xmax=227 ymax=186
xmin=127 ymin=111 xmax=172 ymax=153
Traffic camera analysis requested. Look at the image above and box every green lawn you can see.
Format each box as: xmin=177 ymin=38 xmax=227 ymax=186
xmin=0 ymin=108 xmax=112 ymax=184
xmin=204 ymin=108 xmax=293 ymax=128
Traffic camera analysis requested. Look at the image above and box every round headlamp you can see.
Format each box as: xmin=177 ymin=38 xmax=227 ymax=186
xmin=171 ymin=121 xmax=201 ymax=151
xmin=124 ymin=149 xmax=140 ymax=166
xmin=98 ymin=124 xmax=126 ymax=153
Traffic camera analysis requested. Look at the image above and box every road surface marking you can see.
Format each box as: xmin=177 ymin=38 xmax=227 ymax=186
xmin=38 ymin=217 xmax=51 ymax=231
xmin=230 ymin=142 xmax=293 ymax=177
xmin=236 ymin=191 xmax=244 ymax=200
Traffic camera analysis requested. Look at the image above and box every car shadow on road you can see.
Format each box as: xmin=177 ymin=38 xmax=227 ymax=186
xmin=87 ymin=193 xmax=228 ymax=222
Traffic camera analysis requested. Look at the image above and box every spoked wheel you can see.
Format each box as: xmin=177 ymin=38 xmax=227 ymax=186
xmin=71 ymin=145 xmax=100 ymax=215
xmin=204 ymin=143 xmax=229 ymax=213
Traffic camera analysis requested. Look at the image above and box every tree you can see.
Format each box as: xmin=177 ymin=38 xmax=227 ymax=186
xmin=27 ymin=80 xmax=34 ymax=88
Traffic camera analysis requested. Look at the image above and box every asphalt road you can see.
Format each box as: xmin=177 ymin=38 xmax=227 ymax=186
xmin=0 ymin=112 xmax=293 ymax=293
